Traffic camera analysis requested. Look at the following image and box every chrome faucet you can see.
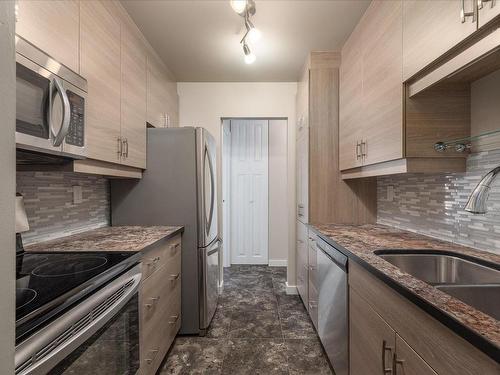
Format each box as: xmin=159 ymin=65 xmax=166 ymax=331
xmin=464 ymin=166 xmax=500 ymax=214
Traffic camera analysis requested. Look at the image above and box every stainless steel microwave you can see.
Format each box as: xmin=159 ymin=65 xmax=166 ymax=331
xmin=15 ymin=36 xmax=87 ymax=159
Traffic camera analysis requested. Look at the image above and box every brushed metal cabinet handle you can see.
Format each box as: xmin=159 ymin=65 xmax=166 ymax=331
xmin=168 ymin=315 xmax=180 ymax=324
xmin=461 ymin=0 xmax=477 ymax=22
xmin=392 ymin=353 xmax=405 ymax=375
xmin=382 ymin=340 xmax=393 ymax=374
xmin=117 ymin=137 xmax=122 ymax=158
xmin=145 ymin=348 xmax=160 ymax=364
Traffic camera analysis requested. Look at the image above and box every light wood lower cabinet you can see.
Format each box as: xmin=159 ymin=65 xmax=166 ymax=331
xmin=349 ymin=262 xmax=499 ymax=375
xmin=140 ymin=235 xmax=182 ymax=375
xmin=296 ymin=220 xmax=308 ymax=306
xmin=307 ymin=232 xmax=318 ymax=329
xmin=350 ymin=288 xmax=396 ymax=375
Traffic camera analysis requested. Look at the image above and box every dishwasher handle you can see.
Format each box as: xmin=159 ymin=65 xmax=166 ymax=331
xmin=316 ymin=239 xmax=348 ymax=272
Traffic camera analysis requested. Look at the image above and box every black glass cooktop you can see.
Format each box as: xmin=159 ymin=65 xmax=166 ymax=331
xmin=16 ymin=251 xmax=140 ymax=343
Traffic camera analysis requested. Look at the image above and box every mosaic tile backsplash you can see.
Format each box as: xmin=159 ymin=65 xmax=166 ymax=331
xmin=17 ymin=172 xmax=110 ymax=245
xmin=378 ymin=149 xmax=500 ymax=254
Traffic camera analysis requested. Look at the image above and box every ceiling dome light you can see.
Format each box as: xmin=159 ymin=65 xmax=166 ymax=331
xmin=247 ymin=27 xmax=261 ymax=43
xmin=242 ymin=43 xmax=256 ymax=64
xmin=230 ymin=0 xmax=247 ymax=15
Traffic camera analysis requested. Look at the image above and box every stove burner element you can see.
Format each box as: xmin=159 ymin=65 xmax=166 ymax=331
xmin=32 ymin=256 xmax=108 ymax=277
xmin=17 ymin=288 xmax=37 ymax=310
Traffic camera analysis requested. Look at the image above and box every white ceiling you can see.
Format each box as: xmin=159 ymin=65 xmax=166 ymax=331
xmin=121 ymin=0 xmax=370 ymax=82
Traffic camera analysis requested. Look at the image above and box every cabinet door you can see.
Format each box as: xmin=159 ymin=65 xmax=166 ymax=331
xmin=350 ymin=288 xmax=396 ymax=375
xmin=16 ymin=0 xmax=80 ymax=73
xmin=147 ymin=54 xmax=167 ymax=128
xmin=80 ymin=0 xmax=121 ymax=163
xmin=121 ymin=23 xmax=147 ymax=169
xmin=296 ymin=133 xmax=309 ymax=223
xmin=403 ymin=0 xmax=478 ymax=81
xmin=478 ymin=0 xmax=500 ymax=28
xmin=339 ymin=24 xmax=363 ymax=170
xmin=361 ymin=0 xmax=403 ymax=167
xmin=164 ymin=69 xmax=179 ymax=127
xmin=394 ymin=335 xmax=438 ymax=375
xmin=296 ymin=220 xmax=308 ymax=306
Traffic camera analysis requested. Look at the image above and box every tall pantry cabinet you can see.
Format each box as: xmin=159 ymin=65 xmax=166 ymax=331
xmin=295 ymin=52 xmax=377 ymax=309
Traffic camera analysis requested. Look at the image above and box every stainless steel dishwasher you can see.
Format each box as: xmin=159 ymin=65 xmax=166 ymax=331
xmin=317 ymin=237 xmax=348 ymax=375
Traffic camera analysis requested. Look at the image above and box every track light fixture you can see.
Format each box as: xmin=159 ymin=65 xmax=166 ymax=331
xmin=230 ymin=0 xmax=260 ymax=64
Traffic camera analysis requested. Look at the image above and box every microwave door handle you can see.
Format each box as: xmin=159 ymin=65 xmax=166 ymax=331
xmin=51 ymin=77 xmax=71 ymax=147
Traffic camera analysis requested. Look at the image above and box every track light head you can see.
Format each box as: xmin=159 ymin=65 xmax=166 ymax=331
xmin=242 ymin=43 xmax=256 ymax=64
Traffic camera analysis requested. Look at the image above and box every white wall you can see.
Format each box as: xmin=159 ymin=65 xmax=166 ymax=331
xmin=178 ymin=82 xmax=297 ymax=284
xmin=0 ymin=0 xmax=16 ymax=372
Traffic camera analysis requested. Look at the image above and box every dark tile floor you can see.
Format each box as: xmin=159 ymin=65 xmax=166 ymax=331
xmin=159 ymin=265 xmax=333 ymax=375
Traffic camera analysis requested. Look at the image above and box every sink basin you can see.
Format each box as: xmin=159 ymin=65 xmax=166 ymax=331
xmin=435 ymin=285 xmax=500 ymax=320
xmin=376 ymin=251 xmax=500 ymax=285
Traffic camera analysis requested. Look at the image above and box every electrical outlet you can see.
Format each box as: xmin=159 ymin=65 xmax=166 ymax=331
xmin=73 ymin=185 xmax=83 ymax=204
xmin=387 ymin=185 xmax=394 ymax=202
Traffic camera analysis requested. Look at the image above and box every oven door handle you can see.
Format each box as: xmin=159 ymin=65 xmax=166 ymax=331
xmin=51 ymin=77 xmax=71 ymax=147
xmin=15 ymin=264 xmax=142 ymax=375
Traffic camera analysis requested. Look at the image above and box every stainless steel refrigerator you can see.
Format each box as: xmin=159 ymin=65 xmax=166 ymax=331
xmin=110 ymin=127 xmax=220 ymax=335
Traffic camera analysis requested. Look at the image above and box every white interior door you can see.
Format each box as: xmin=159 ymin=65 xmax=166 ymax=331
xmin=230 ymin=119 xmax=269 ymax=264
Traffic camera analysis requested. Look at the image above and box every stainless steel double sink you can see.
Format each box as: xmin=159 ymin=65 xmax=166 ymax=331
xmin=376 ymin=251 xmax=500 ymax=320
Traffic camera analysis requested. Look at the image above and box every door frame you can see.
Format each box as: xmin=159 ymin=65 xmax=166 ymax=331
xmin=220 ymin=117 xmax=289 ymax=267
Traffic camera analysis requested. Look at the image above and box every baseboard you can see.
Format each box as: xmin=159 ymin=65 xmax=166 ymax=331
xmin=268 ymin=259 xmax=287 ymax=267
xmin=285 ymin=282 xmax=298 ymax=295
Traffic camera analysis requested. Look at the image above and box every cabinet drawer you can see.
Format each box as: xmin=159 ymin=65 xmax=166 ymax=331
xmin=308 ymin=242 xmax=318 ymax=291
xmin=140 ymin=267 xmax=181 ymax=375
xmin=141 ymin=291 xmax=181 ymax=375
xmin=142 ymin=235 xmax=181 ymax=280
xmin=140 ymin=262 xmax=181 ymax=327
xmin=308 ymin=282 xmax=318 ymax=330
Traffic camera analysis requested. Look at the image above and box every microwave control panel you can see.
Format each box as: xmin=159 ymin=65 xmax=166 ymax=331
xmin=65 ymin=91 xmax=85 ymax=147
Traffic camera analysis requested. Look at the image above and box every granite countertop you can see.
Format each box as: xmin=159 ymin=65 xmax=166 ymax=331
xmin=25 ymin=226 xmax=184 ymax=253
xmin=311 ymin=223 xmax=500 ymax=360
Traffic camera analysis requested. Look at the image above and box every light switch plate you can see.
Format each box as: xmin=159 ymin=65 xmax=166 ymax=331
xmin=73 ymin=185 xmax=83 ymax=204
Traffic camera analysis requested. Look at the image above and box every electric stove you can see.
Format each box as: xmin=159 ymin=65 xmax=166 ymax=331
xmin=15 ymin=251 xmax=140 ymax=343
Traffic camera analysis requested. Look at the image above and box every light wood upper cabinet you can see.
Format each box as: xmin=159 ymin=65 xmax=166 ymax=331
xmin=16 ymin=0 xmax=80 ymax=73
xmin=403 ymin=0 xmax=477 ymax=81
xmin=339 ymin=0 xmax=470 ymax=179
xmin=339 ymin=26 xmax=363 ymax=171
xmin=147 ymin=54 xmax=179 ymax=128
xmin=121 ymin=22 xmax=147 ymax=169
xmin=80 ymin=0 xmax=122 ymax=164
xmin=478 ymin=0 xmax=500 ymax=27
xmin=340 ymin=0 xmax=404 ymax=171
xmin=361 ymin=0 xmax=403 ymax=166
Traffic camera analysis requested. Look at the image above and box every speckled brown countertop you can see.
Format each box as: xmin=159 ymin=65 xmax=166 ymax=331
xmin=25 ymin=226 xmax=183 ymax=253
xmin=311 ymin=223 xmax=500 ymax=359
